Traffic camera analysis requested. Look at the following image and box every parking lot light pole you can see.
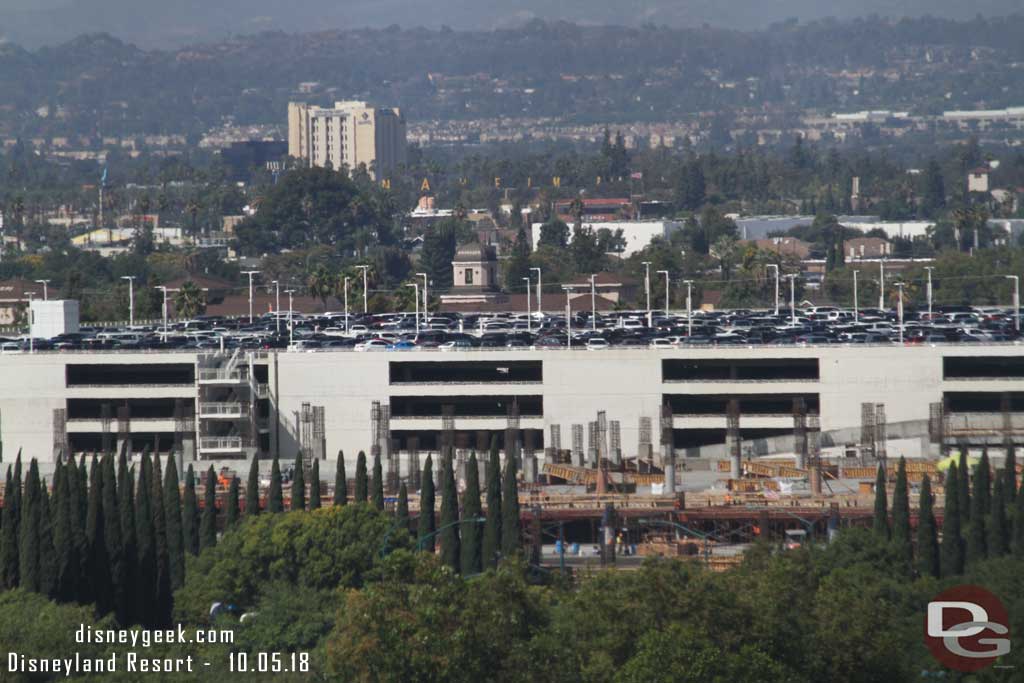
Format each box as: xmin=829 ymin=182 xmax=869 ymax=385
xmin=407 ymin=283 xmax=420 ymax=336
xmin=658 ymin=270 xmax=670 ymax=317
xmin=895 ymin=282 xmax=906 ymax=344
xmin=531 ymin=267 xmax=542 ymax=316
xmin=590 ymin=274 xmax=597 ymax=331
xmin=766 ymin=264 xmax=779 ymax=316
xmin=120 ymin=275 xmax=136 ymax=326
xmin=878 ymin=260 xmax=885 ymax=311
xmin=642 ymin=261 xmax=652 ymax=327
xmin=785 ymin=274 xmax=797 ymax=326
xmin=25 ymin=291 xmax=34 ymax=353
xmin=683 ymin=280 xmax=693 ymax=337
xmin=562 ymin=286 xmax=573 ymax=349
xmin=1006 ymin=275 xmax=1020 ymax=333
xmin=155 ymin=286 xmax=177 ymax=341
xmin=242 ymin=270 xmax=259 ymax=324
xmin=285 ymin=289 xmax=295 ymax=346
xmin=357 ymin=265 xmax=370 ymax=314
xmin=523 ymin=276 xmax=532 ymax=333
xmin=852 ymin=270 xmax=860 ymax=322
xmin=924 ymin=267 xmax=934 ymax=321
xmin=272 ymin=280 xmax=280 ymax=334
xmin=343 ymin=277 xmax=350 ymax=334
xmin=417 ymin=272 xmax=428 ymax=327
xmin=34 ymin=279 xmax=49 ymax=301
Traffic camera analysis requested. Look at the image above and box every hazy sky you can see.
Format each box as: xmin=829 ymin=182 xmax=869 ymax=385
xmin=0 ymin=0 xmax=1020 ymax=48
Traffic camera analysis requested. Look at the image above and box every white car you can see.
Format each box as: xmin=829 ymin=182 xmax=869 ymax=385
xmin=0 ymin=341 xmax=23 ymax=354
xmin=650 ymin=337 xmax=679 ymax=348
xmin=585 ymin=338 xmax=610 ymax=350
xmin=349 ymin=324 xmax=370 ymax=334
xmin=355 ymin=339 xmax=390 ymax=352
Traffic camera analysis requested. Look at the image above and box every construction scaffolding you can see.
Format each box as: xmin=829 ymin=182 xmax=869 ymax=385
xmin=860 ymin=402 xmax=876 ymax=463
xmin=793 ymin=397 xmax=808 ymax=470
xmin=875 ymin=403 xmax=887 ymax=466
xmin=609 ymin=420 xmax=622 ymax=464
xmin=572 ymin=424 xmax=584 ymax=467
xmin=727 ymin=399 xmax=741 ymax=479
xmin=550 ymin=424 xmax=562 ymax=452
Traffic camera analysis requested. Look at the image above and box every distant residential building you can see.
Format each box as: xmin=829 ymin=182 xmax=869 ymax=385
xmin=287 ymin=101 xmax=406 ymax=179
xmin=745 ymin=237 xmax=812 ymax=260
xmin=968 ymin=167 xmax=990 ymax=194
xmin=844 ymin=237 xmax=892 ymax=259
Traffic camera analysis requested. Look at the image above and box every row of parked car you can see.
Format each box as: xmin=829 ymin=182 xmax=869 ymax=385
xmin=1 ymin=304 xmax=1019 ymax=353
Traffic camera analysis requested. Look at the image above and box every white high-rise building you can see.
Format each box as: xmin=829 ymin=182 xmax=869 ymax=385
xmin=288 ymin=101 xmax=406 ymax=179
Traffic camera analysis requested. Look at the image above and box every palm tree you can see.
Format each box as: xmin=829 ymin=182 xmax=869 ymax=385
xmin=308 ymin=266 xmax=334 ymax=308
xmin=174 ymin=281 xmax=206 ymax=319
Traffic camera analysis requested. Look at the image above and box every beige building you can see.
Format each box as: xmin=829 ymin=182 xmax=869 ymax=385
xmin=287 ymin=101 xmax=406 ymax=179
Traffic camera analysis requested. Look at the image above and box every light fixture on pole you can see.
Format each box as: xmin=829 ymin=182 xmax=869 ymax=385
xmin=34 ymin=279 xmax=49 ymax=301
xmin=531 ymin=267 xmax=542 ymax=317
xmin=523 ymin=276 xmax=532 ymax=332
xmin=120 ymin=275 xmax=136 ymax=326
xmin=642 ymin=261 xmax=652 ymax=327
xmin=242 ymin=270 xmax=260 ymax=324
xmin=154 ymin=286 xmax=178 ymax=341
xmin=683 ymin=279 xmax=693 ymax=337
xmin=878 ymin=260 xmax=885 ymax=311
xmin=406 ymin=283 xmax=420 ymax=336
xmin=343 ymin=277 xmax=350 ymax=334
xmin=272 ymin=280 xmax=280 ymax=334
xmin=852 ymin=270 xmax=860 ymax=322
xmin=785 ymin=274 xmax=797 ymax=326
xmin=356 ymin=265 xmax=370 ymax=314
xmin=658 ymin=270 xmax=670 ymax=317
xmin=24 ymin=291 xmax=34 ymax=353
xmin=1006 ymin=275 xmax=1020 ymax=333
xmin=589 ymin=274 xmax=597 ymax=331
xmin=924 ymin=267 xmax=934 ymax=321
xmin=766 ymin=264 xmax=779 ymax=316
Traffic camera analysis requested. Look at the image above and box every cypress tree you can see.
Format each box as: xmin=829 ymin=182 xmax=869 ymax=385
xmin=309 ymin=460 xmax=321 ymax=511
xmin=135 ymin=455 xmax=157 ymax=627
xmin=417 ymin=455 xmax=436 ymax=552
xmin=291 ymin=453 xmax=306 ymax=511
xmin=989 ymin=474 xmax=1010 ymax=557
xmin=482 ymin=440 xmax=502 ymax=569
xmin=333 ymin=451 xmax=347 ymax=506
xmin=200 ymin=467 xmax=217 ymax=551
xmin=19 ymin=458 xmax=41 ymax=593
xmin=501 ymin=450 xmax=521 ymax=557
xmin=226 ymin=476 xmax=240 ymax=528
xmin=245 ymin=456 xmax=260 ymax=516
xmin=460 ymin=453 xmax=483 ymax=576
xmin=916 ymin=474 xmax=940 ymax=579
xmin=38 ymin=480 xmax=57 ymax=599
xmin=150 ymin=453 xmax=172 ymax=627
xmin=1005 ymin=446 xmax=1018 ymax=503
xmin=86 ymin=455 xmax=109 ymax=608
xmin=975 ymin=452 xmax=992 ymax=517
xmin=871 ymin=463 xmax=889 ymax=540
xmin=941 ymin=463 xmax=965 ymax=577
xmin=1014 ymin=469 xmax=1024 ymax=555
xmin=371 ymin=452 xmax=384 ymax=510
xmin=267 ymin=456 xmax=283 ymax=513
xmin=439 ymin=451 xmax=460 ymax=571
xmin=77 ymin=455 xmax=88 ymax=526
xmin=396 ymin=483 xmax=409 ymax=531
xmin=163 ymin=454 xmax=185 ymax=590
xmin=966 ymin=469 xmax=988 ymax=566
xmin=354 ymin=451 xmax=368 ymax=503
xmin=891 ymin=458 xmax=911 ymax=567
xmin=0 ymin=466 xmax=18 ymax=588
xmin=182 ymin=465 xmax=199 ymax=556
xmin=54 ymin=462 xmax=77 ymax=601
xmin=102 ymin=456 xmax=127 ymax=624
xmin=958 ymin=450 xmax=971 ymax=521
xmin=119 ymin=467 xmax=137 ymax=623
xmin=65 ymin=457 xmax=88 ymax=595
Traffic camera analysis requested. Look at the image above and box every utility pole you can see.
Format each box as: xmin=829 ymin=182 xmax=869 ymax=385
xmin=417 ymin=272 xmax=428 ymax=328
xmin=356 ymin=265 xmax=370 ymax=314
xmin=642 ymin=261 xmax=652 ymax=327
xmin=120 ymin=275 xmax=136 ymax=326
xmin=407 ymin=283 xmax=420 ymax=336
xmin=242 ymin=270 xmax=260 ymax=324
xmin=766 ymin=264 xmax=779 ymax=316
xmin=683 ymin=279 xmax=693 ymax=337
xmin=531 ymin=267 xmax=542 ymax=316
xmin=658 ymin=270 xmax=670 ymax=316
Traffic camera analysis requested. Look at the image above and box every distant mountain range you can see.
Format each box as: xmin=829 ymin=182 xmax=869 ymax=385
xmin=1 ymin=0 xmax=1022 ymax=48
